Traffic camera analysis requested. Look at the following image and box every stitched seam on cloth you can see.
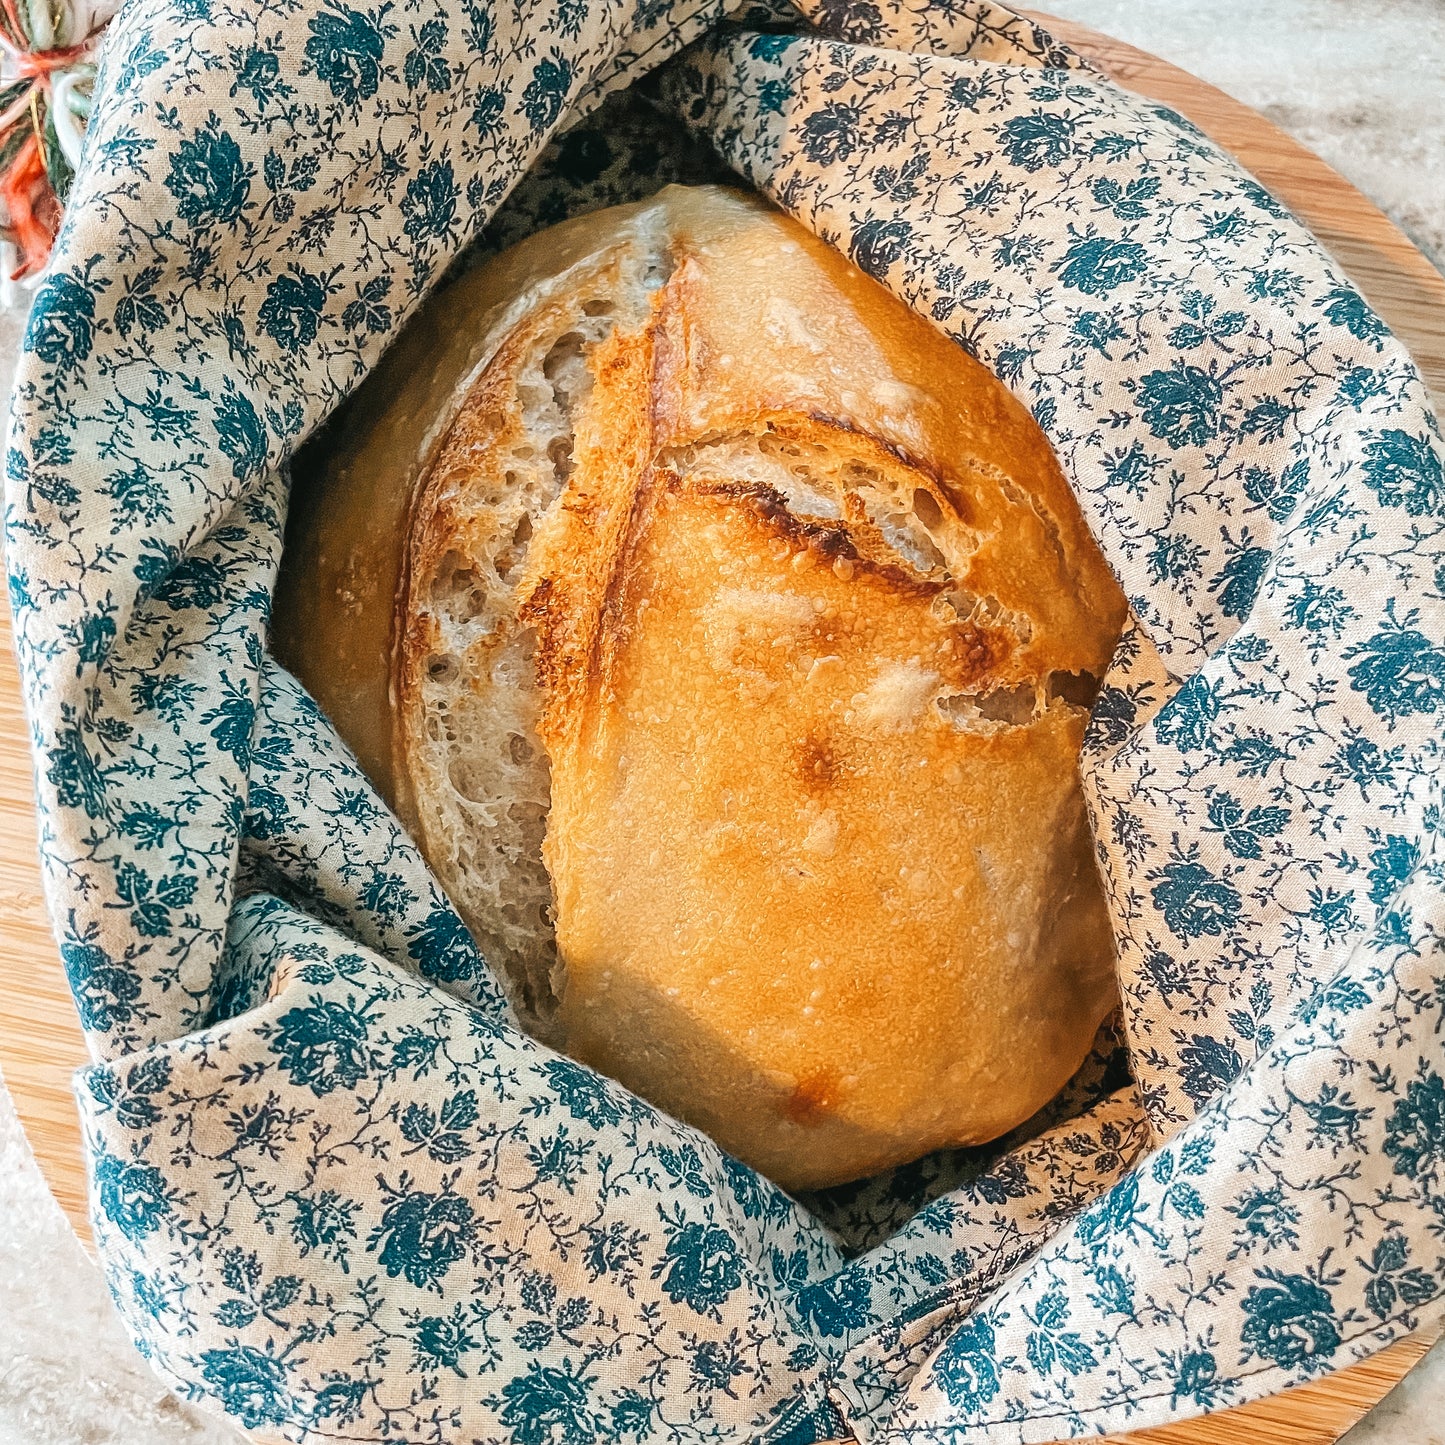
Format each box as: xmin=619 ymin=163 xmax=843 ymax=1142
xmin=174 ymin=1400 xmax=836 ymax=1444
xmin=883 ymin=1308 xmax=1445 ymax=1435
xmin=730 ymin=29 xmax=1111 ymax=92
xmin=830 ymin=1118 xmax=1152 ymax=1359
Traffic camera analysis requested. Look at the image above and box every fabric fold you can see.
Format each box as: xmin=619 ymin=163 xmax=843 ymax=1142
xmin=8 ymin=0 xmax=1445 ymax=1439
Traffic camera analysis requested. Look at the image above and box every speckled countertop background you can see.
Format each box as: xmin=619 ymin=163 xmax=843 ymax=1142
xmin=2 ymin=3 xmax=1442 ymax=1442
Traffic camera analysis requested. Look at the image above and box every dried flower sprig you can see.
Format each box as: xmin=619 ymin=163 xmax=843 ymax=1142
xmin=0 ymin=0 xmax=114 ymax=284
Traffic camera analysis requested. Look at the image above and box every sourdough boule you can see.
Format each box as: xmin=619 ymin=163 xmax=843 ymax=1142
xmin=274 ymin=184 xmax=1127 ymax=1191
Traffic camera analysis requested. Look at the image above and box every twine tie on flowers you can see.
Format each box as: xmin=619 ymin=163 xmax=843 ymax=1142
xmin=0 ymin=0 xmax=110 ymax=287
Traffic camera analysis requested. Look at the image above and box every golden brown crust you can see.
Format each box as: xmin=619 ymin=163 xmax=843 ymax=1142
xmin=510 ymin=189 xmax=1125 ymax=1189
xmin=277 ymin=185 xmax=1127 ymax=1192
xmin=274 ymin=196 xmax=670 ymax=813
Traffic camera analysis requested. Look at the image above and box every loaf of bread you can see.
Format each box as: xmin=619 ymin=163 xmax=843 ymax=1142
xmin=274 ymin=185 xmax=1127 ymax=1191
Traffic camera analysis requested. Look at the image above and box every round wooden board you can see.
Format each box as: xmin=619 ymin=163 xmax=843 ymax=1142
xmin=1 ymin=12 xmax=1442 ymax=1444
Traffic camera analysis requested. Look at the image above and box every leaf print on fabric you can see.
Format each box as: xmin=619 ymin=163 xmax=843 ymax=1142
xmin=1384 ymin=1070 xmax=1445 ymax=1191
xmin=63 ymin=936 xmax=143 ymax=1032
xmin=543 ymin=1057 xmax=625 ymax=1128
xmin=1149 ymin=854 xmax=1241 ymax=940
xmin=401 ymin=1090 xmax=479 ymax=1162
xmin=931 ymin=1315 xmax=1002 ymax=1410
xmin=25 ymin=268 xmax=101 ymax=369
xmin=794 ymin=1270 xmax=873 ymax=1338
xmin=1091 ymin=172 xmax=1159 ymax=219
xmin=112 ymin=862 xmax=197 ymax=937
xmin=1026 ymin=1288 xmax=1098 ymax=1376
xmin=1054 ymin=230 xmax=1147 ymax=295
xmin=655 ymin=1218 xmax=746 ymax=1317
xmin=93 ymin=1151 xmax=172 ymax=1241
xmin=519 ymin=50 xmax=573 ymax=130
xmin=799 ymin=100 xmax=865 ymax=165
xmin=995 ymin=109 xmax=1075 ymax=171
xmin=213 ymin=384 xmax=268 ymax=481
xmin=91 ymin=1055 xmax=172 ymax=1130
xmin=1362 ymin=1236 xmax=1437 ymax=1322
xmin=304 ymin=3 xmax=391 ymax=105
xmin=369 ymin=1179 xmax=477 ymax=1291
xmin=404 ymin=18 xmax=452 ymax=95
xmin=404 ymin=904 xmax=481 ymax=983
xmin=1135 ymin=363 xmax=1224 ymax=449
xmin=196 ymin=1345 xmax=293 ymax=1430
xmin=257 ymin=268 xmax=330 ymax=354
xmin=199 ymin=672 xmax=256 ymax=766
xmin=1346 ymin=607 xmax=1445 ymax=724
xmin=1176 ymin=1033 xmax=1244 ymax=1107
xmin=341 ymin=273 xmax=394 ymax=335
xmin=402 ymin=157 xmax=459 ymax=243
xmin=495 ymin=1360 xmax=600 ymax=1445
xmin=270 ymin=996 xmax=371 ymax=1095
xmin=1209 ymin=541 xmax=1270 ymax=621
xmin=1317 ymin=284 xmax=1388 ymax=346
xmin=1204 ymin=792 xmax=1289 ymax=861
xmin=848 ymin=215 xmax=912 ymax=279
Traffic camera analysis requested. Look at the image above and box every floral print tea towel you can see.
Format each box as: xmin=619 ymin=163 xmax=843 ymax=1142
xmin=7 ymin=0 xmax=1445 ymax=1441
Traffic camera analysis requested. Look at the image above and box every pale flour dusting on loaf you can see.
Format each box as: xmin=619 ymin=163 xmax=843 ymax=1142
xmin=851 ymin=661 xmax=941 ymax=734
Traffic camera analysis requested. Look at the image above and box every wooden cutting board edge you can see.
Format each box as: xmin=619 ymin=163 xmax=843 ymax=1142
xmin=0 ymin=12 xmax=1441 ymax=1444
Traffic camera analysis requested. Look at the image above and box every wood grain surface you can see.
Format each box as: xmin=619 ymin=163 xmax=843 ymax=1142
xmin=0 ymin=12 xmax=1442 ymax=1443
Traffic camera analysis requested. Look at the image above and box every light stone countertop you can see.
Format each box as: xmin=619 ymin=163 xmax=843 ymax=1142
xmin=1 ymin=3 xmax=1442 ymax=1442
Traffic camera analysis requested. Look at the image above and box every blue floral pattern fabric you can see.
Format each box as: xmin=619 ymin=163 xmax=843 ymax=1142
xmin=7 ymin=0 xmax=1445 ymax=1439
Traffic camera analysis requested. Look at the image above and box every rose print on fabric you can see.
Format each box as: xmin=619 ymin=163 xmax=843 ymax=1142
xmin=8 ymin=0 xmax=1445 ymax=1441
